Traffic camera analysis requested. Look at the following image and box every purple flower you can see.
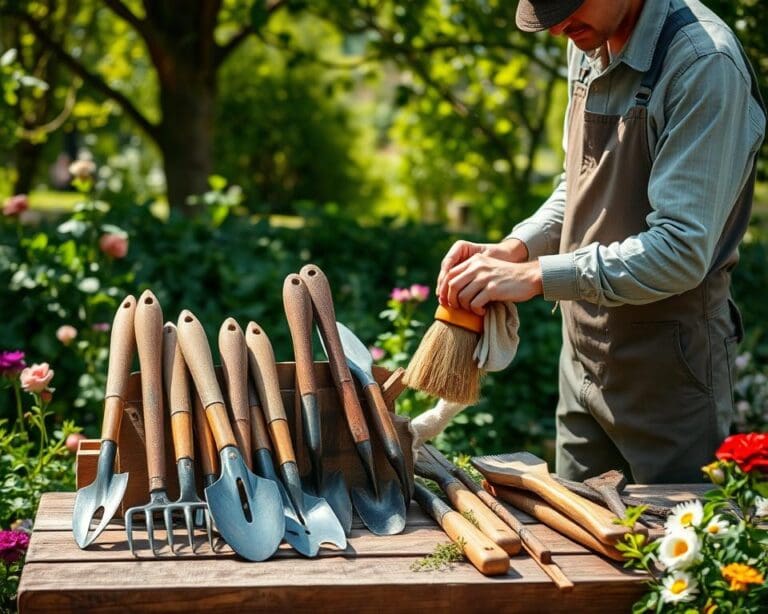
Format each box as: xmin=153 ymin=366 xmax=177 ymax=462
xmin=390 ymin=288 xmax=412 ymax=303
xmin=91 ymin=322 xmax=110 ymax=333
xmin=369 ymin=346 xmax=385 ymax=361
xmin=0 ymin=530 xmax=30 ymax=564
xmin=409 ymin=284 xmax=430 ymax=302
xmin=0 ymin=350 xmax=26 ymax=377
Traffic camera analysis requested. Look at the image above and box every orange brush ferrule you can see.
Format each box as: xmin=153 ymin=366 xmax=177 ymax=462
xmin=434 ymin=305 xmax=483 ymax=334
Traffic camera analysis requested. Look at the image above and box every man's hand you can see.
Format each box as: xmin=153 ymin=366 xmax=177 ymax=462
xmin=441 ymin=255 xmax=543 ymax=316
xmin=436 ymin=238 xmax=529 ymax=303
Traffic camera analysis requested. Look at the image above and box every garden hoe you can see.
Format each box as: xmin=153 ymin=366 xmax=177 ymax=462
xmin=245 ymin=322 xmax=347 ymax=551
xmin=300 ymin=264 xmax=406 ymax=535
xmin=161 ymin=322 xmax=212 ymax=553
xmin=283 ymin=274 xmax=353 ymax=535
xmin=125 ymin=290 xmax=174 ymax=555
xmin=72 ymin=294 xmax=136 ymax=548
xmin=176 ymin=310 xmax=284 ymax=562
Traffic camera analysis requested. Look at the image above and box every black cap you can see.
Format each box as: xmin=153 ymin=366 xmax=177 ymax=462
xmin=515 ymin=0 xmax=586 ymax=33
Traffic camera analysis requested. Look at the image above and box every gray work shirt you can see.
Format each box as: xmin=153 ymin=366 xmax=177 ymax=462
xmin=509 ymin=0 xmax=766 ymax=306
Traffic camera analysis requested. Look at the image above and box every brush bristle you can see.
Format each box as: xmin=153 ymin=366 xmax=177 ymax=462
xmin=404 ymin=319 xmax=483 ymax=405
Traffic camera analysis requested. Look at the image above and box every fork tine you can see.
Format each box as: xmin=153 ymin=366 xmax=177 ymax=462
xmin=146 ymin=509 xmax=156 ymax=552
xmin=165 ymin=507 xmax=176 ymax=554
xmin=205 ymin=509 xmax=214 ymax=550
xmin=125 ymin=510 xmax=136 ymax=555
xmin=184 ymin=507 xmax=195 ymax=550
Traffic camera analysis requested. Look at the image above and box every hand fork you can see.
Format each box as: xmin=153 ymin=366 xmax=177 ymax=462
xmin=125 ymin=290 xmax=173 ymax=554
xmin=162 ymin=322 xmax=212 ymax=553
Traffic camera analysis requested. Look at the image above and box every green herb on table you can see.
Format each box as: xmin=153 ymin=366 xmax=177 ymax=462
xmin=462 ymin=509 xmax=480 ymax=529
xmin=411 ymin=538 xmax=467 ymax=572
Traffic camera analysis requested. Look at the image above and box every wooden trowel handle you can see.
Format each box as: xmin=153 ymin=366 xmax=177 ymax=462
xmin=282 ymin=274 xmax=317 ymax=396
xmin=244 ymin=322 xmax=296 ymax=466
xmin=135 ymin=290 xmax=166 ymax=492
xmin=194 ymin=392 xmax=219 ymax=479
xmin=176 ymin=310 xmax=236 ymax=452
xmin=101 ymin=295 xmax=136 ymax=442
xmin=163 ymin=322 xmax=194 ymax=462
xmin=218 ymin=318 xmax=252 ymax=469
xmin=299 ymin=264 xmax=370 ymax=444
xmin=247 ymin=380 xmax=272 ymax=454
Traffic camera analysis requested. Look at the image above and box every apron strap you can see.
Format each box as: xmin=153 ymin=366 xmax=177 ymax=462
xmin=635 ymin=7 xmax=698 ymax=106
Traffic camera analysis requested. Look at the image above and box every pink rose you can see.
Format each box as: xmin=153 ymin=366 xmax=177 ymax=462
xmin=56 ymin=325 xmax=78 ymax=345
xmin=68 ymin=158 xmax=96 ymax=180
xmin=390 ymin=287 xmax=411 ymax=303
xmin=99 ymin=233 xmax=128 ymax=259
xmin=369 ymin=346 xmax=385 ymax=361
xmin=409 ymin=284 xmax=430 ymax=302
xmin=65 ymin=433 xmax=86 ymax=454
xmin=3 ymin=194 xmax=29 ymax=217
xmin=20 ymin=362 xmax=54 ymax=393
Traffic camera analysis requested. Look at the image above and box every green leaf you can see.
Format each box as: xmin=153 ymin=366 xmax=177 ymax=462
xmin=208 ymin=174 xmax=228 ymax=191
xmin=251 ymin=2 xmax=271 ymax=31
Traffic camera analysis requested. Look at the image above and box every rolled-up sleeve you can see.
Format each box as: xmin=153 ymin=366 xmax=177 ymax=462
xmin=540 ymin=51 xmax=765 ymax=305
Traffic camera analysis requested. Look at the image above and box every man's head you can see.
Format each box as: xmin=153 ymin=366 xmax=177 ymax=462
xmin=516 ymin=0 xmax=636 ymax=51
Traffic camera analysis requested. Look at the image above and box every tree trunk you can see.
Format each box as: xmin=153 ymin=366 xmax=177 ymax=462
xmin=13 ymin=140 xmax=44 ymax=195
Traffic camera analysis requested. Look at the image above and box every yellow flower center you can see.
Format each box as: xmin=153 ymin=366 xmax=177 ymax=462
xmin=671 ymin=579 xmax=688 ymax=594
xmin=680 ymin=512 xmax=694 ymax=526
xmin=673 ymin=540 xmax=689 ymax=557
xmin=707 ymin=524 xmax=720 ymax=534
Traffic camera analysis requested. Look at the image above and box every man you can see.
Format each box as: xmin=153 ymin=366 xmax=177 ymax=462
xmin=436 ymin=0 xmax=765 ymax=483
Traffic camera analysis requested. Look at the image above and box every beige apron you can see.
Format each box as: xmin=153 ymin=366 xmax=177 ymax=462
xmin=555 ymin=7 xmax=760 ymax=483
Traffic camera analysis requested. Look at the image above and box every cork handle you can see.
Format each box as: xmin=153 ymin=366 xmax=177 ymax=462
xmin=194 ymin=392 xmax=219 ymax=479
xmin=176 ymin=310 xmax=236 ymax=451
xmin=101 ymin=296 xmax=136 ymax=441
xmin=248 ymin=380 xmax=272 ymax=453
xmin=244 ymin=322 xmax=296 ymax=465
xmin=135 ymin=290 xmax=166 ymax=492
xmin=218 ymin=318 xmax=252 ymax=467
xmin=162 ymin=323 xmax=194 ymax=462
xmin=299 ymin=264 xmax=370 ymax=444
xmin=282 ymin=274 xmax=317 ymax=396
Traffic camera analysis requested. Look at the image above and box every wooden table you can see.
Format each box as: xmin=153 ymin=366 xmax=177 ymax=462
xmin=18 ymin=486 xmax=706 ymax=613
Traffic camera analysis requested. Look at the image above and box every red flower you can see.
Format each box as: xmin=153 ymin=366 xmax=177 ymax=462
xmin=715 ymin=433 xmax=768 ymax=474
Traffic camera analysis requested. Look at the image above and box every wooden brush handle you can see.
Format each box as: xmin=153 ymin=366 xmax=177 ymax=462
xmin=101 ymin=295 xmax=136 ymax=442
xmin=163 ymin=322 xmax=194 ymax=462
xmin=299 ymin=264 xmax=370 ymax=444
xmin=487 ymin=482 xmax=625 ymax=562
xmin=135 ymin=290 xmax=166 ymax=492
xmin=176 ymin=310 xmax=236 ymax=451
xmin=218 ymin=318 xmax=252 ymax=468
xmin=193 ymin=392 xmax=219 ymax=479
xmin=244 ymin=322 xmax=296 ymax=465
xmin=282 ymin=274 xmax=317 ymax=396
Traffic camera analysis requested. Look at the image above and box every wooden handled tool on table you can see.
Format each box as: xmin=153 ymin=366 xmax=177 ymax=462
xmin=218 ymin=318 xmax=252 ymax=470
xmin=176 ymin=310 xmax=284 ymax=562
xmin=299 ymin=264 xmax=406 ymax=536
xmin=472 ymin=452 xmax=632 ymax=545
xmin=413 ymin=482 xmax=510 ymax=576
xmin=162 ymin=322 xmax=212 ymax=553
xmin=125 ymin=290 xmax=173 ymax=555
xmin=72 ymin=295 xmax=136 ymax=548
xmin=414 ymin=448 xmax=520 ymax=555
xmin=485 ymin=482 xmax=625 ymax=562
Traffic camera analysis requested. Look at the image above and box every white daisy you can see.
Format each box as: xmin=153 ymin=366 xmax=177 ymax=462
xmin=666 ymin=499 xmax=704 ymax=533
xmin=661 ymin=570 xmax=699 ymax=604
xmin=703 ymin=515 xmax=730 ymax=539
xmin=658 ymin=528 xmax=701 ymax=570
xmin=755 ymin=496 xmax=768 ymax=518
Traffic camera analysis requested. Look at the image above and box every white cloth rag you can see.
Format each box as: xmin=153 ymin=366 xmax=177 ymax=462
xmin=409 ymin=301 xmax=520 ymax=453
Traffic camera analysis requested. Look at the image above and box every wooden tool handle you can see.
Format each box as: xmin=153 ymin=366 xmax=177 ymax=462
xmin=176 ymin=310 xmax=236 ymax=451
xmin=299 ymin=264 xmax=370 ymax=444
xmin=244 ymin=322 xmax=296 ymax=465
xmin=523 ymin=473 xmax=629 ymax=545
xmin=282 ymin=274 xmax=317 ymax=396
xmin=135 ymin=290 xmax=166 ymax=491
xmin=101 ymin=295 xmax=137 ymax=441
xmin=487 ymin=482 xmax=625 ymax=562
xmin=362 ymin=383 xmax=400 ymax=446
xmin=248 ymin=380 xmax=272 ymax=453
xmin=442 ymin=481 xmax=521 ymax=555
xmin=163 ymin=322 xmax=194 ymax=462
xmin=441 ymin=510 xmax=511 ymax=576
xmin=194 ymin=392 xmax=218 ymax=478
xmin=218 ymin=318 xmax=252 ymax=468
